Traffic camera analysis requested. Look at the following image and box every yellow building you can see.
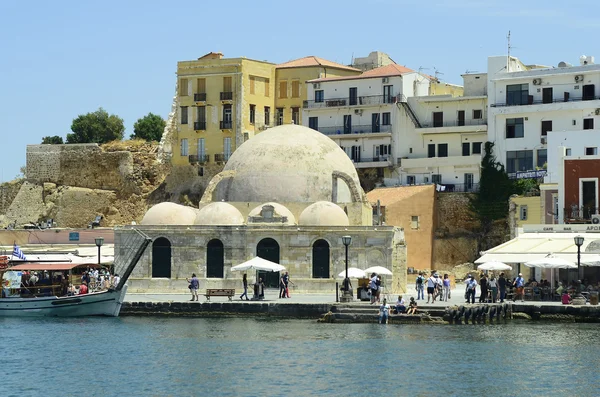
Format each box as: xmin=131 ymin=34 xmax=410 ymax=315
xmin=173 ymin=52 xmax=276 ymax=167
xmin=510 ymin=195 xmax=543 ymax=227
xmin=275 ymin=56 xmax=361 ymax=125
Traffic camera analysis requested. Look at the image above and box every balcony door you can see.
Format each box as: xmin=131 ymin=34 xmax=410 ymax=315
xmin=542 ymin=87 xmax=553 ymax=104
xmin=372 ymin=113 xmax=380 ymax=133
xmin=349 ymin=87 xmax=358 ymax=106
xmin=580 ymin=179 xmax=598 ymax=219
xmin=464 ymin=173 xmax=474 ymax=192
xmin=343 ymin=115 xmax=352 ymax=134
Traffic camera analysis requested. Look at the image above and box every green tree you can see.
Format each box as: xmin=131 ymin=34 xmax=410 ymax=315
xmin=130 ymin=113 xmax=166 ymax=141
xmin=66 ymin=108 xmax=124 ymax=144
xmin=41 ymin=135 xmax=64 ymax=144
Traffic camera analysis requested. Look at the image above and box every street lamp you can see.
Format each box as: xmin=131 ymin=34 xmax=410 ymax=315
xmin=95 ymin=236 xmax=104 ymax=265
xmin=341 ymin=235 xmax=353 ymax=303
xmin=573 ymin=235 xmax=585 ymax=301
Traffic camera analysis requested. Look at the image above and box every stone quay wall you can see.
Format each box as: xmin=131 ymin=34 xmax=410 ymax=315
xmin=26 ymin=144 xmax=135 ymax=192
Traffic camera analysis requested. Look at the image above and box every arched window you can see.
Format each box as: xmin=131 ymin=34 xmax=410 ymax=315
xmin=207 ymin=239 xmax=224 ymax=278
xmin=257 ymin=238 xmax=280 ymax=288
xmin=152 ymin=237 xmax=171 ymax=278
xmin=312 ymin=239 xmax=330 ymax=279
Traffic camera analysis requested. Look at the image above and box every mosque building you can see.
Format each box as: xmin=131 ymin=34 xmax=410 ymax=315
xmin=114 ymin=124 xmax=407 ymax=293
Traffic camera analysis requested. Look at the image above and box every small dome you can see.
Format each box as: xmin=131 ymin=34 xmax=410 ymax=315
xmin=141 ymin=202 xmax=197 ymax=225
xmin=298 ymin=201 xmax=349 ymax=226
xmin=195 ymin=202 xmax=244 ymax=225
xmin=248 ymin=202 xmax=296 ymax=225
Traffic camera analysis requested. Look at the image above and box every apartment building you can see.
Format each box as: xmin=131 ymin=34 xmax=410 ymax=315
xmin=390 ymin=73 xmax=488 ymax=191
xmin=275 ymin=56 xmax=361 ymax=126
xmin=302 ymin=64 xmax=430 ymax=176
xmin=173 ymin=52 xmax=275 ymax=169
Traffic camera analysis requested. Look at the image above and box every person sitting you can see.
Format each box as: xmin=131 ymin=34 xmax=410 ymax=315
xmin=406 ymin=297 xmax=418 ymax=315
xmin=78 ymin=282 xmax=89 ymax=295
xmin=395 ymin=295 xmax=406 ymax=314
xmin=379 ymin=298 xmax=390 ymax=324
xmin=67 ymin=284 xmax=77 ymax=296
xmin=561 ymin=291 xmax=572 ymax=305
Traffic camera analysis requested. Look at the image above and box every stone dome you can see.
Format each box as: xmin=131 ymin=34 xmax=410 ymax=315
xmin=195 ymin=202 xmax=245 ymax=226
xmin=208 ymin=124 xmax=363 ymax=203
xmin=298 ymin=201 xmax=349 ymax=226
xmin=141 ymin=202 xmax=198 ymax=225
xmin=248 ymin=202 xmax=296 ymax=225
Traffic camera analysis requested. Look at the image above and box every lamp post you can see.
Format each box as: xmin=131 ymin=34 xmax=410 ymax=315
xmin=95 ymin=236 xmax=104 ymax=265
xmin=573 ymin=235 xmax=585 ymax=304
xmin=341 ymin=235 xmax=353 ymax=303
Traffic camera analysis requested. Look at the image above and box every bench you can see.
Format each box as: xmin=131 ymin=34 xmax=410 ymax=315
xmin=204 ymin=288 xmax=235 ymax=301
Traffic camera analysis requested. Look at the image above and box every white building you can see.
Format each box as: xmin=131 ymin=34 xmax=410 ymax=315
xmin=302 ymin=64 xmax=430 ymax=174
xmin=388 ymin=73 xmax=488 ymax=191
xmin=487 ymin=54 xmax=600 ymax=177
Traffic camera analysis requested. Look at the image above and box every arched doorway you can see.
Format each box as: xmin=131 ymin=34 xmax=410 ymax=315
xmin=152 ymin=237 xmax=171 ymax=278
xmin=312 ymin=239 xmax=330 ymax=278
xmin=257 ymin=238 xmax=280 ymax=288
xmin=206 ymin=239 xmax=224 ymax=278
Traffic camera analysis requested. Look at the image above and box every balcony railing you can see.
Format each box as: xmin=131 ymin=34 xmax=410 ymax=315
xmin=564 ymin=206 xmax=599 ymax=223
xmin=214 ymin=153 xmax=231 ymax=163
xmin=492 ymin=95 xmax=600 ymax=107
xmin=317 ymin=124 xmax=392 ymax=136
xmin=220 ymin=121 xmax=232 ymax=130
xmin=303 ymin=94 xmax=397 ymax=109
xmin=194 ymin=93 xmax=207 ymax=102
xmin=194 ymin=121 xmax=206 ymax=131
xmin=435 ymin=183 xmax=480 ymax=193
xmin=189 ymin=154 xmax=209 ymax=164
xmin=220 ymin=92 xmax=233 ymax=100
xmin=419 ymin=119 xmax=487 ymax=128
xmin=351 ymin=156 xmax=392 ymax=164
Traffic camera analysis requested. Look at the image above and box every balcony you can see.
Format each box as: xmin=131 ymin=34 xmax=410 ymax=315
xmin=350 ymin=156 xmax=392 ymax=169
xmin=220 ymin=92 xmax=233 ymax=100
xmin=214 ymin=153 xmax=231 ymax=163
xmin=220 ymin=121 xmax=232 ymax=130
xmin=419 ymin=119 xmax=487 ymax=128
xmin=317 ymin=124 xmax=392 ymax=136
xmin=436 ymin=183 xmax=480 ymax=193
xmin=401 ymin=155 xmax=481 ymax=169
xmin=189 ymin=154 xmax=209 ymax=164
xmin=194 ymin=121 xmax=206 ymax=131
xmin=492 ymin=94 xmax=600 ymax=107
xmin=564 ymin=206 xmax=599 ymax=224
xmin=303 ymin=94 xmax=396 ymax=109
xmin=194 ymin=93 xmax=207 ymax=102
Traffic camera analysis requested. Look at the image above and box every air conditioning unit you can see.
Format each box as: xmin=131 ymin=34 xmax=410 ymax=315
xmin=354 ymin=109 xmax=362 ymax=115
xmin=591 ymin=214 xmax=600 ymax=224
xmin=595 ymin=108 xmax=600 ymax=115
xmin=575 ymin=74 xmax=584 ymax=82
xmin=532 ymin=78 xmax=542 ymax=85
xmin=382 ymin=77 xmax=389 ymax=84
xmin=540 ymin=136 xmax=547 ymax=144
xmin=313 ymin=83 xmax=320 ymax=89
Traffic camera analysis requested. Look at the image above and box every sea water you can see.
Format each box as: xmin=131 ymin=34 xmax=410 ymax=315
xmin=2 ymin=317 xmax=598 ymax=397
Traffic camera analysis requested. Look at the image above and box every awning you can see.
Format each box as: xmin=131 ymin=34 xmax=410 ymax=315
xmin=7 ymin=263 xmax=103 ymax=271
xmin=476 ymin=233 xmax=600 ymax=265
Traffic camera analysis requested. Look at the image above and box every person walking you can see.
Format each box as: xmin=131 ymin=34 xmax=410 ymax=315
xmin=442 ymin=274 xmax=451 ymax=302
xmin=513 ymin=273 xmax=525 ymax=302
xmin=415 ymin=272 xmax=425 ymax=300
xmin=465 ymin=275 xmax=477 ymax=304
xmin=283 ymin=272 xmax=294 ymax=298
xmin=479 ymin=273 xmax=488 ymax=303
xmin=426 ymin=273 xmax=437 ymax=304
xmin=239 ymin=273 xmax=250 ymax=301
xmin=186 ymin=273 xmax=199 ymax=301
xmin=488 ymin=275 xmax=498 ymax=303
xmin=498 ymin=272 xmax=507 ymax=303
xmin=369 ymin=273 xmax=379 ymax=304
xmin=279 ymin=273 xmax=287 ymax=299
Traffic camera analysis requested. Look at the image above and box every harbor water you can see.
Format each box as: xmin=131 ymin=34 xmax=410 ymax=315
xmin=3 ymin=317 xmax=599 ymax=397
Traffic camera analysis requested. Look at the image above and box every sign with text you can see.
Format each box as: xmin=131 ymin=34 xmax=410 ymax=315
xmin=515 ymin=170 xmax=547 ymax=179
xmin=69 ymin=232 xmax=80 ymax=241
xmin=523 ymin=224 xmax=600 ymax=233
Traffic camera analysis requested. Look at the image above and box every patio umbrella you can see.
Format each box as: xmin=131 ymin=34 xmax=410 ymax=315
xmin=337 ymin=267 xmax=367 ymax=279
xmin=231 ymin=257 xmax=286 ymax=272
xmin=581 ymin=255 xmax=600 ymax=266
xmin=477 ymin=262 xmax=512 ymax=271
xmin=364 ymin=266 xmax=393 ymax=276
xmin=524 ymin=256 xmax=577 ymax=269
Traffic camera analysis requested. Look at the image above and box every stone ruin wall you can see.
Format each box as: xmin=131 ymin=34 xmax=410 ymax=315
xmin=26 ymin=144 xmax=135 ymax=192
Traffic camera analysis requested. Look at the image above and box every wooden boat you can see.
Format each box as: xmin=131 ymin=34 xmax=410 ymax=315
xmin=0 ymin=230 xmax=151 ymax=317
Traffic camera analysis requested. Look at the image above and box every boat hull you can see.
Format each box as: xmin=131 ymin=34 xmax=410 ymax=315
xmin=0 ymin=286 xmax=128 ymax=317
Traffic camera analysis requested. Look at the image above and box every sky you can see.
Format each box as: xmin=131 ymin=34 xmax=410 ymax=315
xmin=1 ymin=0 xmax=599 ymax=182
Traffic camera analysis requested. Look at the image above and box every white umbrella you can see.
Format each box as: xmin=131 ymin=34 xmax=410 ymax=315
xmin=581 ymin=255 xmax=600 ymax=266
xmin=477 ymin=262 xmax=512 ymax=271
xmin=231 ymin=257 xmax=286 ymax=272
xmin=337 ymin=267 xmax=367 ymax=278
xmin=364 ymin=266 xmax=393 ymax=276
xmin=524 ymin=256 xmax=577 ymax=269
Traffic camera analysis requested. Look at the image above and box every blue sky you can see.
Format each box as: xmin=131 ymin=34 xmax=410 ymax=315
xmin=1 ymin=0 xmax=598 ymax=181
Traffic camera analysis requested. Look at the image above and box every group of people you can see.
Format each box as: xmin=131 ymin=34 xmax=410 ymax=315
xmin=74 ymin=269 xmax=120 ymax=296
xmin=464 ymin=272 xmax=523 ymax=303
xmin=378 ymin=295 xmax=419 ymax=324
xmin=414 ymin=271 xmax=451 ymax=304
xmin=369 ymin=273 xmax=383 ymax=304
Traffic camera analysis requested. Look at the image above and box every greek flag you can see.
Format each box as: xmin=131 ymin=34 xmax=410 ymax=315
xmin=12 ymin=244 xmax=26 ymax=260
